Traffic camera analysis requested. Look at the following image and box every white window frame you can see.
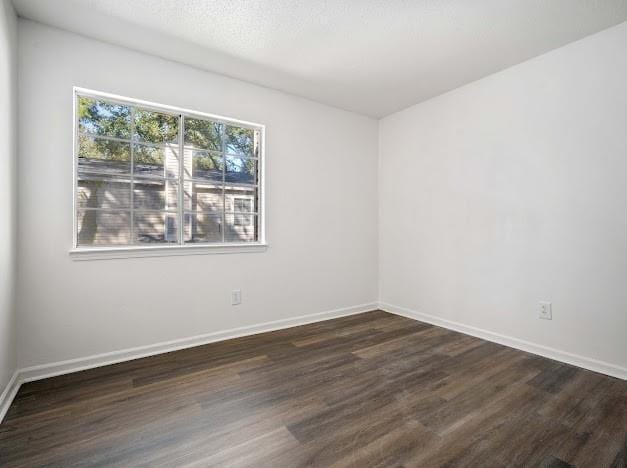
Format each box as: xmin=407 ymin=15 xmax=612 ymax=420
xmin=70 ymin=87 xmax=267 ymax=260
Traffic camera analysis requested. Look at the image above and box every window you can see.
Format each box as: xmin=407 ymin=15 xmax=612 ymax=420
xmin=233 ymin=197 xmax=254 ymax=226
xmin=74 ymin=89 xmax=264 ymax=253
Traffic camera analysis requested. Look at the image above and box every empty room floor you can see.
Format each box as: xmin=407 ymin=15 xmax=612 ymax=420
xmin=0 ymin=311 xmax=625 ymax=467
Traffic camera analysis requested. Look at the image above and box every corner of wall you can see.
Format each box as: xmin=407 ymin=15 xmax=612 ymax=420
xmin=0 ymin=0 xmax=19 ymax=420
xmin=375 ymin=117 xmax=383 ymax=304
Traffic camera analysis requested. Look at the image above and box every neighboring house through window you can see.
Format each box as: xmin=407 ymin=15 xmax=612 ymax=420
xmin=74 ymin=89 xmax=264 ymax=250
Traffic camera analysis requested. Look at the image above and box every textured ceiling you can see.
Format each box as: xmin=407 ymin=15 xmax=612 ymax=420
xmin=12 ymin=0 xmax=627 ymax=117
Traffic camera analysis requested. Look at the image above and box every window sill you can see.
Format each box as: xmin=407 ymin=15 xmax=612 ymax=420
xmin=69 ymin=243 xmax=269 ymax=261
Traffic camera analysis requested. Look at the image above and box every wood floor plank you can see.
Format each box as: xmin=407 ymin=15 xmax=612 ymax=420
xmin=0 ymin=310 xmax=625 ymax=467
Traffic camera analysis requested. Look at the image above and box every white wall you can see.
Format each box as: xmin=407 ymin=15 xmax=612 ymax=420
xmin=16 ymin=20 xmax=378 ymax=368
xmin=379 ymin=22 xmax=627 ymax=371
xmin=15 ymin=17 xmax=627 ymax=376
xmin=0 ymin=0 xmax=17 ymax=392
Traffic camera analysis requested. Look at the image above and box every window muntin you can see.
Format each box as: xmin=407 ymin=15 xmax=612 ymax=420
xmin=75 ymin=92 xmax=263 ymax=249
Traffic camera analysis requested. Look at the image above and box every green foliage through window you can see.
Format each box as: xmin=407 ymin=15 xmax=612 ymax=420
xmin=225 ymin=126 xmax=256 ymax=157
xmin=184 ymin=118 xmax=222 ymax=151
xmin=135 ymin=109 xmax=178 ymax=144
xmin=79 ymin=97 xmax=131 ymax=139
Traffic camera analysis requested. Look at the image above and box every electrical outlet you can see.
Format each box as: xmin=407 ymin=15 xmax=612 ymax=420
xmin=539 ymin=301 xmax=552 ymax=320
xmin=232 ymin=289 xmax=242 ymax=306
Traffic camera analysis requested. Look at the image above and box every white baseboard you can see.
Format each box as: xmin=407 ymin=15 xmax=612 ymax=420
xmin=0 ymin=302 xmax=377 ymax=423
xmin=0 ymin=371 xmax=20 ymax=424
xmin=3 ymin=300 xmax=622 ymax=425
xmin=379 ymin=301 xmax=626 ymax=381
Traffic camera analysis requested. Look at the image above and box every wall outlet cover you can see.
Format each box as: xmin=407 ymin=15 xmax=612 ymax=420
xmin=232 ymin=290 xmax=242 ymax=305
xmin=539 ymin=301 xmax=552 ymax=320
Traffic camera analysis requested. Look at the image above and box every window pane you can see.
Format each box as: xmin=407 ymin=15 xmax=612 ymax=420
xmin=77 ymin=176 xmax=131 ymax=209
xmin=78 ymin=97 xmax=131 ymax=139
xmin=184 ymin=212 xmax=223 ymax=243
xmin=134 ymin=178 xmax=178 ymax=211
xmin=134 ymin=144 xmax=180 ymax=178
xmin=134 ymin=108 xmax=178 ymax=144
xmin=225 ymin=126 xmax=257 ymax=157
xmin=225 ymin=213 xmax=257 ymax=242
xmin=79 ymin=135 xmax=131 ymax=176
xmin=184 ymin=182 xmax=222 ymax=213
xmin=134 ymin=211 xmax=178 ymax=244
xmin=225 ymin=155 xmax=256 ymax=185
xmin=184 ymin=118 xmax=222 ymax=151
xmin=185 ymin=149 xmax=224 ymax=181
xmin=77 ymin=210 xmax=131 ymax=246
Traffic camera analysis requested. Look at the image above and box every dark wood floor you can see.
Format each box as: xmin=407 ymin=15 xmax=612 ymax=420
xmin=0 ymin=310 xmax=625 ymax=467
